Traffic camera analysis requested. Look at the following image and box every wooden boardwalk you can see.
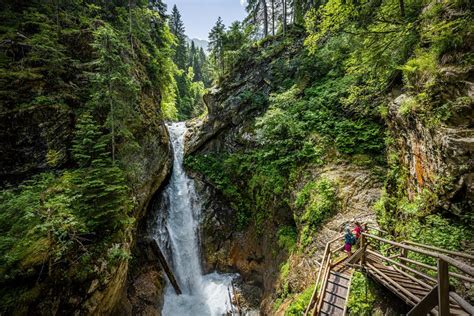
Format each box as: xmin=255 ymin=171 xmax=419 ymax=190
xmin=319 ymin=269 xmax=352 ymax=315
xmin=304 ymin=228 xmax=474 ymax=316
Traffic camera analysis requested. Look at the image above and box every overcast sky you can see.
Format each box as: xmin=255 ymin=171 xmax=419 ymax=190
xmin=165 ymin=0 xmax=247 ymax=40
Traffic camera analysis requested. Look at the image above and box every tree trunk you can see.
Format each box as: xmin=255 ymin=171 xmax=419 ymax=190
xmin=399 ymin=0 xmax=405 ymax=17
xmin=129 ymin=0 xmax=134 ymax=56
xmin=271 ymin=0 xmax=275 ymax=35
xmin=282 ymin=0 xmax=287 ymax=34
xmin=261 ymin=0 xmax=268 ymax=37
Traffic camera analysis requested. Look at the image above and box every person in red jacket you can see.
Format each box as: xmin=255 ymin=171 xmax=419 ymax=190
xmin=353 ymin=221 xmax=363 ymax=240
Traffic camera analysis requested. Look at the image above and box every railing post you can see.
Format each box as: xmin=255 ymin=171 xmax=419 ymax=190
xmin=400 ymin=248 xmax=407 ymax=272
xmin=438 ymin=258 xmax=450 ymax=316
xmin=360 ymin=234 xmax=366 ymax=265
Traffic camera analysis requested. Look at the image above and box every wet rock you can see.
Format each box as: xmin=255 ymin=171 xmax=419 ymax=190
xmin=387 ymin=93 xmax=473 ymax=215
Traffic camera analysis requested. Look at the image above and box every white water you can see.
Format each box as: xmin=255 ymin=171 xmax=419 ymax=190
xmin=154 ymin=122 xmax=236 ymax=316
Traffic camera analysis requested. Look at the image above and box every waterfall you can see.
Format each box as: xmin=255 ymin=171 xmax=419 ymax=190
xmin=153 ymin=122 xmax=236 ymax=316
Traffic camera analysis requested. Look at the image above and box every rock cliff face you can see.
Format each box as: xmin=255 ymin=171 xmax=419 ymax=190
xmin=76 ymin=118 xmax=172 ymax=315
xmin=0 ymin=105 xmax=73 ymax=185
xmin=184 ymin=36 xmax=385 ymax=313
xmin=388 ymin=88 xmax=473 ymax=216
xmin=0 ymin=103 xmax=172 ymax=315
xmin=186 ymin=36 xmax=304 ymax=157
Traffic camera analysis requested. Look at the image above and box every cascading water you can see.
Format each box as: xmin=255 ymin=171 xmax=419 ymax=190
xmin=154 ymin=122 xmax=236 ymax=316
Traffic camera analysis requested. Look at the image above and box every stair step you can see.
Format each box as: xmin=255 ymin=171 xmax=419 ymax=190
xmin=325 ymin=283 xmax=348 ymax=298
xmin=327 ymin=279 xmax=348 ymax=289
xmin=320 ymin=301 xmax=344 ymax=315
xmin=323 ymin=289 xmax=347 ymax=300
xmin=330 ymin=271 xmax=350 ymax=281
xmin=323 ymin=292 xmax=347 ymax=307
xmin=328 ymin=277 xmax=350 ymax=287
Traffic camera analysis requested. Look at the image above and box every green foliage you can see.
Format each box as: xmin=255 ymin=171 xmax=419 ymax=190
xmin=185 ymin=154 xmax=251 ymax=228
xmin=0 ymin=113 xmax=132 ymax=287
xmin=347 ymin=271 xmax=376 ymax=315
xmin=284 ymin=286 xmax=314 ymax=316
xmin=295 ymin=178 xmax=339 ymax=247
xmin=0 ymin=0 xmax=175 ymax=310
xmin=169 ymin=5 xmax=209 ymax=119
xmin=277 ymin=226 xmax=298 ymax=253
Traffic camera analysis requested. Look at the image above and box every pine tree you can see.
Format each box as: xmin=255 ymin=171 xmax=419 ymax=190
xmin=199 ymin=47 xmax=212 ymax=87
xmin=90 ymin=24 xmax=140 ymax=163
xmin=72 ymin=112 xmax=107 ymax=168
xmin=72 ymin=112 xmax=131 ymax=232
xmin=169 ymin=5 xmax=187 ymax=69
xmin=188 ymin=41 xmax=196 ymax=68
xmin=209 ymin=17 xmax=226 ymax=75
xmin=148 ymin=0 xmax=167 ymax=19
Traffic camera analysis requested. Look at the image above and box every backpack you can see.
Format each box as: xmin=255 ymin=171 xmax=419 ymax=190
xmin=350 ymin=234 xmax=356 ymax=245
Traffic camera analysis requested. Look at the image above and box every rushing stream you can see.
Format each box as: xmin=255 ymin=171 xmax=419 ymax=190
xmin=153 ymin=122 xmax=236 ymax=316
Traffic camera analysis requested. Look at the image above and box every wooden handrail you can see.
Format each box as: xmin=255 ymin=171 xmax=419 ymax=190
xmin=401 ymin=240 xmax=474 ymax=261
xmin=450 ymin=292 xmax=474 ymax=315
xmin=365 ymin=225 xmax=388 ymax=234
xmin=362 ymin=233 xmax=474 ymax=276
xmin=304 ymin=234 xmax=343 ymax=316
xmin=366 ymin=262 xmax=422 ymax=303
xmin=315 ymin=258 xmax=332 ymax=315
xmin=366 ymin=249 xmax=437 ymax=284
xmin=399 ymin=257 xmax=474 ymax=283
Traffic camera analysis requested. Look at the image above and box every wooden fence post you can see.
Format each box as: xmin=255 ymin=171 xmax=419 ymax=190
xmin=400 ymin=248 xmax=408 ymax=272
xmin=360 ymin=234 xmax=366 ymax=265
xmin=438 ymin=258 xmax=450 ymax=316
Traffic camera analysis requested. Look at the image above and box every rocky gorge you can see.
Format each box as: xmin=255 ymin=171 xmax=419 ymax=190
xmin=1 ymin=0 xmax=472 ymax=314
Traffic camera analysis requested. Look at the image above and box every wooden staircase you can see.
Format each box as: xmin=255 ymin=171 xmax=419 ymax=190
xmin=319 ymin=270 xmax=352 ymax=315
xmin=304 ymin=227 xmax=474 ymax=316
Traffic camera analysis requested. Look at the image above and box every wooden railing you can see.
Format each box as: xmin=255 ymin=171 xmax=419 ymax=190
xmin=303 ymin=235 xmax=344 ymax=316
xmin=303 ymin=227 xmax=474 ymax=316
xmin=361 ymin=233 xmax=474 ymax=316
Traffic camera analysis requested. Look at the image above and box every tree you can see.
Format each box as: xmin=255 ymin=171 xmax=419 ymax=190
xmin=90 ymin=24 xmax=140 ymax=163
xmin=209 ymin=17 xmax=226 ymax=75
xmin=72 ymin=112 xmax=131 ymax=231
xmin=188 ymin=40 xmax=196 ymax=68
xmin=282 ymin=0 xmax=287 ymax=34
xmin=293 ymin=0 xmax=304 ymax=25
xmin=72 ymin=112 xmax=107 ymax=168
xmin=261 ymin=0 xmax=269 ymax=36
xmin=148 ymin=0 xmax=167 ymax=19
xmin=199 ymin=47 xmax=212 ymax=87
xmin=169 ymin=5 xmax=187 ymax=69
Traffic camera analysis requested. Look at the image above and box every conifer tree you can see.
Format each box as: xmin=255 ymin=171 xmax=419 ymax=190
xmin=72 ymin=113 xmax=131 ymax=232
xmin=209 ymin=17 xmax=226 ymax=75
xmin=169 ymin=5 xmax=188 ymax=70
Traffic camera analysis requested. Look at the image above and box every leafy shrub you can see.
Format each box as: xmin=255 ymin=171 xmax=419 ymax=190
xmin=278 ymin=226 xmax=298 ymax=253
xmin=284 ymin=286 xmax=314 ymax=315
xmin=347 ymin=271 xmax=376 ymax=315
xmin=295 ymin=178 xmax=338 ymax=247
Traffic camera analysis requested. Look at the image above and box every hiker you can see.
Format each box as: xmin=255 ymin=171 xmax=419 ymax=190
xmin=344 ymin=226 xmax=355 ymax=256
xmin=353 ymin=221 xmax=363 ymax=240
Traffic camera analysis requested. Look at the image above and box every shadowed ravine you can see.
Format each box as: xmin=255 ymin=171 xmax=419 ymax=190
xmin=153 ymin=122 xmax=237 ymax=315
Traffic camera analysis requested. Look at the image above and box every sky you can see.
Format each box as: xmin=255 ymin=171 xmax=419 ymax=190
xmin=165 ymin=0 xmax=248 ymax=40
